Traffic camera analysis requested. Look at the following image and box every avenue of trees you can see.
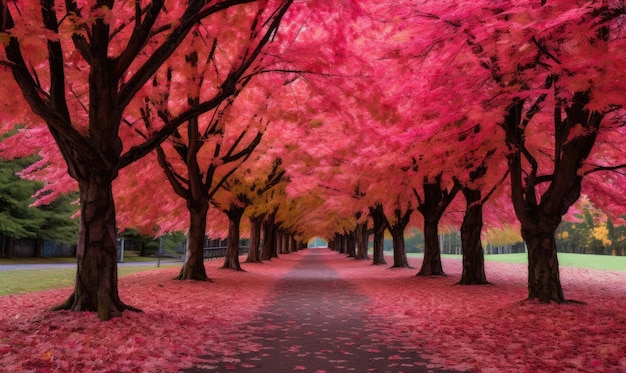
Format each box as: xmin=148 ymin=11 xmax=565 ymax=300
xmin=1 ymin=0 xmax=626 ymax=320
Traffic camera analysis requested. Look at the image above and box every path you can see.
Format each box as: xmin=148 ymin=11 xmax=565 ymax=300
xmin=185 ymin=249 xmax=459 ymax=373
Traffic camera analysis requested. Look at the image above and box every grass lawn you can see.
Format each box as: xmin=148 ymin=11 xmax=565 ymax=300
xmin=482 ymin=252 xmax=626 ymax=271
xmin=406 ymin=252 xmax=626 ymax=271
xmin=0 ymin=251 xmax=160 ymax=265
xmin=0 ymin=263 xmax=180 ymax=296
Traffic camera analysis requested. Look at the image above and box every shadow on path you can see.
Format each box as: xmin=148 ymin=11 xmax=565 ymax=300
xmin=184 ymin=250 xmax=461 ymax=373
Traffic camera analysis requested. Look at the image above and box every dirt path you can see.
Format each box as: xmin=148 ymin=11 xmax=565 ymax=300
xmin=184 ymin=249 xmax=459 ymax=373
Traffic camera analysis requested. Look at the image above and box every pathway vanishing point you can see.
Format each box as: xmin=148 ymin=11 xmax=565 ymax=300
xmin=184 ymin=249 xmax=459 ymax=373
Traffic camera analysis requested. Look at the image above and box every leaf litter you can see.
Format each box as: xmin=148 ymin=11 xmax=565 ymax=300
xmin=0 ymin=251 xmax=624 ymax=372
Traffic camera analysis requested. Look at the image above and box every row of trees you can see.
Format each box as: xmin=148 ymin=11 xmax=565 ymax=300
xmin=1 ymin=1 xmax=626 ymax=322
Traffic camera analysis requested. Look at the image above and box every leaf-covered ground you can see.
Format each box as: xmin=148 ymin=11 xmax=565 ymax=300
xmin=0 ymin=250 xmax=624 ymax=372
xmin=328 ymin=254 xmax=626 ymax=373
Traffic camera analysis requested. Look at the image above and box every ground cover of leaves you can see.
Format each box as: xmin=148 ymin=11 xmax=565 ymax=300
xmin=326 ymin=255 xmax=626 ymax=373
xmin=0 ymin=250 xmax=624 ymax=372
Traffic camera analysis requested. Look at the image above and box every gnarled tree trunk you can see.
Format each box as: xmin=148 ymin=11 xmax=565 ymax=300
xmin=389 ymin=224 xmax=410 ymax=268
xmin=523 ymin=226 xmax=564 ymax=301
xmin=222 ymin=204 xmax=245 ymax=271
xmin=504 ymin=90 xmax=602 ymax=302
xmin=176 ymin=197 xmax=210 ymax=280
xmin=384 ymin=207 xmax=412 ymax=268
xmin=52 ymin=176 xmax=139 ymax=320
xmin=458 ymin=187 xmax=488 ymax=285
xmin=416 ymin=175 xmax=460 ymax=276
xmin=418 ymin=218 xmax=444 ymax=275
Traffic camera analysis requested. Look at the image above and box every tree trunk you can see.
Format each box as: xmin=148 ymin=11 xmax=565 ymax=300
xmin=282 ymin=231 xmax=291 ymax=254
xmin=246 ymin=214 xmax=264 ymax=263
xmin=277 ymin=229 xmax=285 ymax=254
xmin=339 ymin=233 xmax=347 ymax=254
xmin=355 ymin=221 xmax=369 ymax=260
xmin=458 ymin=187 xmax=488 ymax=285
xmin=139 ymin=240 xmax=147 ymax=257
xmin=346 ymin=230 xmax=356 ymax=257
xmin=176 ymin=198 xmax=210 ymax=280
xmin=290 ymin=235 xmax=298 ymax=252
xmin=261 ymin=212 xmax=277 ymax=260
xmin=417 ymin=219 xmax=444 ymax=276
xmin=415 ymin=175 xmax=459 ymax=276
xmin=34 ymin=239 xmax=43 ymax=257
xmin=389 ymin=224 xmax=410 ymax=268
xmin=384 ymin=207 xmax=413 ymax=269
xmin=52 ymin=177 xmax=139 ymax=321
xmin=503 ymin=90 xmax=602 ymax=303
xmin=370 ymin=205 xmax=387 ymax=265
xmin=523 ymin=227 xmax=565 ymax=302
xmin=222 ymin=204 xmax=245 ymax=271
xmin=5 ymin=236 xmax=14 ymax=258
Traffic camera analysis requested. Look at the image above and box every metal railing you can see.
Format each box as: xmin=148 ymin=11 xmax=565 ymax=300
xmin=203 ymin=246 xmax=250 ymax=260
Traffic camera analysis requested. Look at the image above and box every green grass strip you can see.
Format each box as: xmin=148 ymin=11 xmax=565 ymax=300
xmin=0 ymin=264 xmax=179 ymax=296
xmin=409 ymin=252 xmax=625 ymax=271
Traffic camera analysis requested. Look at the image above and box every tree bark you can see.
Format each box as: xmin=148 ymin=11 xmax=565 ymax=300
xmin=338 ymin=233 xmax=347 ymax=254
xmin=290 ymin=234 xmax=298 ymax=252
xmin=283 ymin=231 xmax=293 ymax=254
xmin=355 ymin=221 xmax=369 ymax=260
xmin=504 ymin=90 xmax=602 ymax=302
xmin=276 ymin=229 xmax=285 ymax=254
xmin=418 ymin=219 xmax=444 ymax=275
xmin=34 ymin=239 xmax=43 ymax=258
xmin=346 ymin=230 xmax=356 ymax=257
xmin=370 ymin=204 xmax=387 ymax=265
xmin=384 ymin=207 xmax=412 ymax=268
xmin=52 ymin=177 xmax=140 ymax=320
xmin=5 ymin=236 xmax=14 ymax=258
xmin=416 ymin=175 xmax=460 ymax=276
xmin=246 ymin=214 xmax=264 ymax=263
xmin=458 ymin=187 xmax=489 ymax=285
xmin=176 ymin=197 xmax=210 ymax=280
xmin=282 ymin=231 xmax=291 ymax=254
xmin=261 ymin=212 xmax=277 ymax=260
xmin=139 ymin=240 xmax=147 ymax=257
xmin=523 ymin=226 xmax=564 ymax=301
xmin=389 ymin=224 xmax=410 ymax=268
xmin=222 ymin=204 xmax=245 ymax=271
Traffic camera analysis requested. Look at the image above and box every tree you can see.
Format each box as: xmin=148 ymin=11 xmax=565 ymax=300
xmin=214 ymin=157 xmax=285 ymax=270
xmin=0 ymin=156 xmax=78 ymax=247
xmin=414 ymin=174 xmax=461 ymax=276
xmin=410 ymin=0 xmax=626 ymax=300
xmin=369 ymin=203 xmax=387 ymax=265
xmin=0 ymin=0 xmax=294 ymax=320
